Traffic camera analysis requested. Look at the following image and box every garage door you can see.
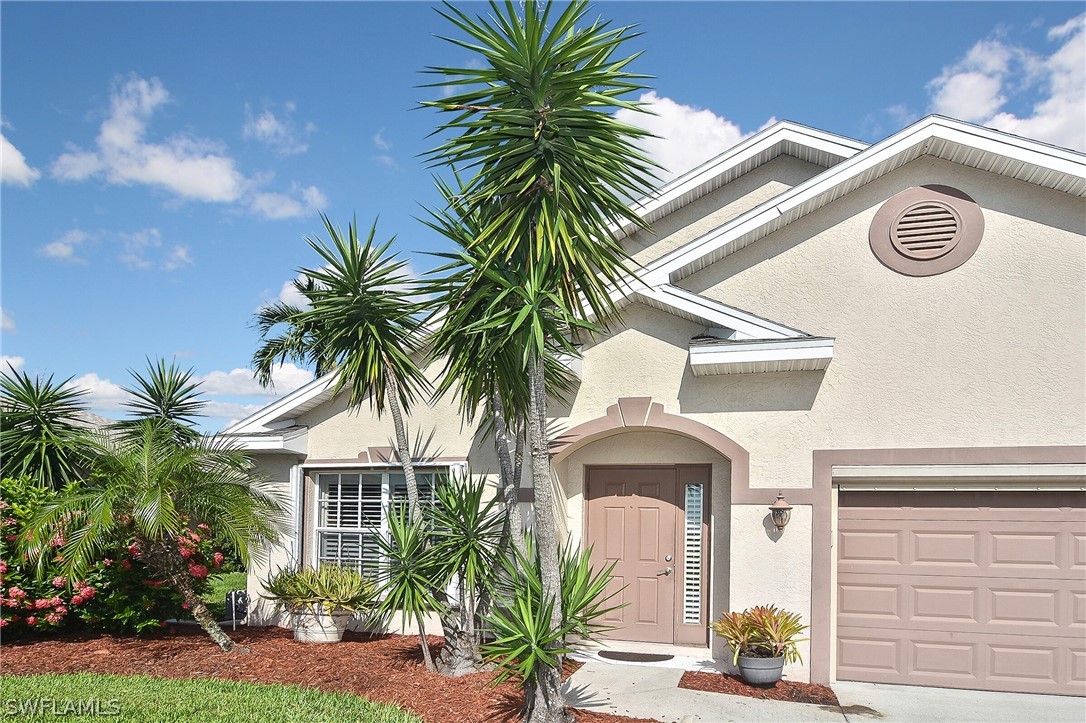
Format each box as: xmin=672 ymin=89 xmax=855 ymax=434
xmin=836 ymin=490 xmax=1086 ymax=696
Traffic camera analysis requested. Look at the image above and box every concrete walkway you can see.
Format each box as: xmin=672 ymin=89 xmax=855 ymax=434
xmin=564 ymin=660 xmax=846 ymax=722
xmin=565 ymin=659 xmax=1086 ymax=723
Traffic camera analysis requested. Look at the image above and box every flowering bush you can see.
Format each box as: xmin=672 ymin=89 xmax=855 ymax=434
xmin=1 ymin=477 xmax=227 ymax=636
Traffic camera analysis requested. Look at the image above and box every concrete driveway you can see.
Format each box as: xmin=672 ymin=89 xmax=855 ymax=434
xmin=833 ymin=681 xmax=1085 ymax=723
xmin=565 ymin=658 xmax=1086 ymax=723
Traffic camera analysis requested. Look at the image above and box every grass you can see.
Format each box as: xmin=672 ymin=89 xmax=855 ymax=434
xmin=202 ymin=571 xmax=247 ymax=621
xmin=0 ymin=673 xmax=421 ymax=722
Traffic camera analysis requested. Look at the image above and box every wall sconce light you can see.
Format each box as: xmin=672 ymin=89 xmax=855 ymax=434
xmin=769 ymin=492 xmax=792 ymax=532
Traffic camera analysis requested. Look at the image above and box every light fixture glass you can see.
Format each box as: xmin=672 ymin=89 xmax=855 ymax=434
xmin=769 ymin=492 xmax=792 ymax=532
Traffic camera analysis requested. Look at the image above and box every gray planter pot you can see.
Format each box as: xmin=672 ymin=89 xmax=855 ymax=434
xmin=736 ymin=655 xmax=785 ymax=685
xmin=291 ymin=609 xmax=353 ymax=643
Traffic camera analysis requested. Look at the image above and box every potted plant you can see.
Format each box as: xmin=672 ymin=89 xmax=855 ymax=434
xmin=710 ymin=604 xmax=808 ymax=685
xmin=261 ymin=565 xmax=375 ymax=643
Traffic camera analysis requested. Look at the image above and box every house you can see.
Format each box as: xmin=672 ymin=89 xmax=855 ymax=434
xmin=225 ymin=115 xmax=1086 ymax=696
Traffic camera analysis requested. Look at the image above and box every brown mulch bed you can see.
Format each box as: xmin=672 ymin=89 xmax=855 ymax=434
xmin=679 ymin=670 xmax=840 ymax=707
xmin=0 ymin=627 xmax=650 ymax=723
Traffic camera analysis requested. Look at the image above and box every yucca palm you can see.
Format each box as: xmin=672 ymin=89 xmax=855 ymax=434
xmin=0 ymin=367 xmax=94 ymax=488
xmin=252 ymin=215 xmax=431 ymax=518
xmin=425 ymin=3 xmax=659 ymax=719
xmin=24 ymin=419 xmax=287 ymax=651
xmin=424 ymin=177 xmax=579 ymax=558
xmin=112 ymin=359 xmax=206 ymax=443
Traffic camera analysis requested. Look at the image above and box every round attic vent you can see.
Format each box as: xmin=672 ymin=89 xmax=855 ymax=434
xmin=870 ymin=185 xmax=983 ymax=276
xmin=890 ymin=201 xmax=961 ymax=260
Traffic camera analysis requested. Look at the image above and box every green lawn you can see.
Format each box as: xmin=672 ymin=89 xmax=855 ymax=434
xmin=202 ymin=571 xmax=248 ymax=620
xmin=0 ymin=673 xmax=421 ymax=722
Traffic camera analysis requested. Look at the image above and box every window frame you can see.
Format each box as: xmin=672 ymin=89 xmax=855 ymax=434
xmin=309 ymin=467 xmax=449 ymax=573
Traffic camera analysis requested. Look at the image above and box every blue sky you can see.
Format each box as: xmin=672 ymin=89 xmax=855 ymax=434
xmin=2 ymin=2 xmax=1083 ymax=430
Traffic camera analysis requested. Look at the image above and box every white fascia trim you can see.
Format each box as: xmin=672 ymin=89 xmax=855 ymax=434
xmin=229 ymin=430 xmax=309 ymax=455
xmin=643 ymin=115 xmax=1086 ymax=286
xmin=303 ymin=460 xmax=468 ymax=470
xmin=689 ymin=337 xmax=834 ymax=367
xmin=641 ymin=285 xmax=807 ymax=339
xmin=614 ymin=121 xmax=867 ymax=238
xmin=223 ymin=374 xmax=336 ymax=434
xmin=834 ymin=463 xmax=1086 ymax=490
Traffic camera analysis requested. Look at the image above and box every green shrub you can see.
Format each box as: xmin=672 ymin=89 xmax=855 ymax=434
xmin=1 ymin=476 xmax=228 ymax=635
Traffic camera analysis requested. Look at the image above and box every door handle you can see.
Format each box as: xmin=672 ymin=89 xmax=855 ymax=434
xmin=658 ymin=567 xmax=673 ymax=576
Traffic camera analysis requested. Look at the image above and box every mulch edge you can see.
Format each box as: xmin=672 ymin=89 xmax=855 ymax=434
xmin=678 ymin=669 xmax=840 ymax=707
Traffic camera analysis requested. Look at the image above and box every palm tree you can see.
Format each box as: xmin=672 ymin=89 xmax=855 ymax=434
xmin=425 ymin=3 xmax=659 ymax=720
xmin=24 ymin=419 xmax=287 ymax=652
xmin=112 ymin=359 xmax=206 ymax=443
xmin=253 ymin=215 xmax=431 ymax=519
xmin=0 ymin=367 xmax=94 ymax=488
xmin=424 ymin=177 xmax=580 ymax=557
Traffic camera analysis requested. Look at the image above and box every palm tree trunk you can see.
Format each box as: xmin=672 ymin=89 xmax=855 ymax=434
xmin=383 ymin=362 xmax=433 ymax=670
xmin=414 ymin=609 xmax=437 ymax=672
xmin=526 ymin=352 xmax=569 ymax=723
xmin=383 ymin=365 xmax=421 ymax=520
xmin=146 ymin=540 xmax=240 ymax=653
xmin=491 ymin=384 xmax=524 ymax=555
xmin=176 ymin=576 xmax=240 ymax=653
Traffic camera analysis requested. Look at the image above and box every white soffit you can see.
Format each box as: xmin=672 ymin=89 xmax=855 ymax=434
xmin=225 ymin=428 xmax=309 ymax=455
xmin=688 ymin=337 xmax=834 ymax=376
xmin=834 ymin=463 xmax=1086 ymax=490
xmin=642 ymin=115 xmax=1086 ymax=285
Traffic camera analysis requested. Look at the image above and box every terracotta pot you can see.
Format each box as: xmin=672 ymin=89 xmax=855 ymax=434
xmin=736 ymin=655 xmax=785 ymax=685
xmin=291 ymin=609 xmax=353 ymax=643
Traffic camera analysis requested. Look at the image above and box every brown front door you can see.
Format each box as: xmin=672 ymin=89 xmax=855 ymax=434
xmin=586 ymin=467 xmax=678 ymax=644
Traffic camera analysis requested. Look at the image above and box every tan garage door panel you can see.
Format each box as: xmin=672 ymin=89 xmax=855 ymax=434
xmin=837 ymin=490 xmax=1086 ymax=696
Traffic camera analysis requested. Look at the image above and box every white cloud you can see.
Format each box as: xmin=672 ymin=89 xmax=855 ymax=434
xmin=118 ymin=227 xmax=193 ymax=271
xmin=615 ymin=92 xmax=776 ymax=183
xmin=1 ymin=355 xmax=24 ymax=372
xmin=927 ymin=15 xmax=1085 ymax=150
xmin=277 ymin=274 xmax=312 ymax=308
xmin=66 ymin=361 xmax=313 ymax=422
xmin=243 ymin=101 xmax=313 ymax=156
xmin=372 ymin=129 xmax=397 ymax=168
xmin=52 ymin=76 xmax=249 ymax=202
xmin=40 ymin=228 xmax=92 ymax=262
xmin=204 ymin=401 xmax=263 ymax=421
xmin=1 ymin=308 xmax=15 ymax=333
xmin=1 ymin=132 xmax=41 ymax=187
xmin=373 ymin=129 xmax=391 ymax=151
xmin=199 ymin=362 xmax=313 ymax=397
xmin=52 ymin=74 xmax=328 ymax=218
xmin=249 ymin=183 xmax=327 ymax=221
xmin=68 ymin=372 xmax=131 ymax=411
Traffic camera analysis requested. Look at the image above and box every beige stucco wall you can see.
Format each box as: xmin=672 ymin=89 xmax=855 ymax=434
xmin=247 ymin=454 xmax=302 ymax=626
xmin=622 ymin=155 xmax=825 ymax=267
xmin=297 ymin=362 xmax=496 ymax=472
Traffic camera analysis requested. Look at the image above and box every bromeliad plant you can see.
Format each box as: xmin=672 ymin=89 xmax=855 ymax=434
xmin=710 ymin=604 xmax=809 ymax=665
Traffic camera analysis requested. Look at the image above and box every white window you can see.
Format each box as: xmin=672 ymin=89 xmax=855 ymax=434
xmin=314 ymin=469 xmax=445 ymax=573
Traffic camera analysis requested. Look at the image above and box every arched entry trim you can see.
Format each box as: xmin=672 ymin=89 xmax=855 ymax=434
xmin=551 ymin=397 xmax=772 ymax=503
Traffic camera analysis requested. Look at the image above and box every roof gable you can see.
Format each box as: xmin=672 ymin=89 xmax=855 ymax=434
xmin=639 ymin=115 xmax=1086 ymax=285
